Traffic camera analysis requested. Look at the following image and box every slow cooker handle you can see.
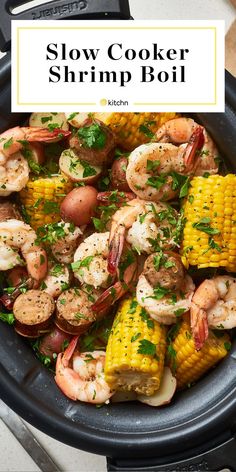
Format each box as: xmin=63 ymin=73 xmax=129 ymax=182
xmin=0 ymin=0 xmax=132 ymax=51
xmin=107 ymin=435 xmax=236 ymax=471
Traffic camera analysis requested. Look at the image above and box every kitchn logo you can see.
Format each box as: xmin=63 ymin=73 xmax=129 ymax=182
xmin=100 ymin=99 xmax=129 ymax=107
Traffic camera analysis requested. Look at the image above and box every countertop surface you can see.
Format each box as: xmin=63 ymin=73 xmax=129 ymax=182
xmin=0 ymin=1 xmax=235 ymax=471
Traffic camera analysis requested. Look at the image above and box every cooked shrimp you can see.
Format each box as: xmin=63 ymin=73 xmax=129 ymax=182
xmin=42 ymin=263 xmax=70 ymax=298
xmin=191 ymin=276 xmax=236 ymax=350
xmin=0 ymin=219 xmax=47 ymax=281
xmin=0 ymin=152 xmax=29 ymax=196
xmin=136 ymin=252 xmax=195 ymax=324
xmin=0 ymin=126 xmax=70 ymax=196
xmin=50 ymin=222 xmax=83 ymax=264
xmin=155 ymin=117 xmax=219 ymax=176
xmin=0 ymin=126 xmax=70 ymax=158
xmin=108 ymin=199 xmax=178 ymax=275
xmin=55 ymin=336 xmax=113 ymax=404
xmin=73 ymin=232 xmax=111 ymax=288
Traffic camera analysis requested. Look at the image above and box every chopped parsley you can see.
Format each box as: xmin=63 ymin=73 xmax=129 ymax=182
xmin=137 ymin=339 xmax=157 ymax=357
xmin=174 ymin=308 xmax=186 ymax=317
xmin=43 ymin=201 xmax=59 ymax=215
xmin=188 ymin=195 xmax=194 ymax=204
xmin=71 ymin=256 xmax=94 ymax=271
xmin=224 ymin=342 xmax=231 ymax=352
xmin=208 ymin=237 xmax=222 ymax=252
xmin=67 ymin=112 xmax=78 ymax=121
xmin=139 ymin=308 xmax=154 ymax=329
xmin=192 ymin=217 xmax=220 ymax=235
xmin=148 ymin=285 xmax=170 ymax=300
xmin=139 ymin=123 xmax=155 ymax=139
xmin=146 ymin=159 xmax=160 ymax=172
xmin=0 ymin=312 xmax=15 ymax=325
xmin=78 ymin=122 xmax=106 ymax=149
xmin=3 ymin=137 xmax=13 ymax=150
xmin=146 ymin=175 xmax=166 ymax=189
xmin=131 ymin=333 xmax=141 ymax=343
xmin=41 ymin=115 xmax=53 ymax=124
xmin=128 ymin=299 xmax=138 ymax=314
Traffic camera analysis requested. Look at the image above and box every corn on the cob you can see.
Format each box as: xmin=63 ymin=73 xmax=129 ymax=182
xmin=182 ymin=175 xmax=236 ymax=272
xmin=20 ymin=175 xmax=73 ymax=230
xmin=168 ymin=315 xmax=230 ymax=389
xmin=105 ymin=297 xmax=167 ymax=396
xmin=95 ymin=112 xmax=178 ymax=151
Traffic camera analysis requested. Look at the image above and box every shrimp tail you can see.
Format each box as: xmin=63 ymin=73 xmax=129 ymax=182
xmin=92 ymin=281 xmax=128 ymax=313
xmin=184 ymin=126 xmax=205 ymax=172
xmin=108 ymin=225 xmax=125 ymax=275
xmin=23 ymin=127 xmax=71 ymax=143
xmin=60 ymin=336 xmax=79 ymax=367
xmin=190 ymin=302 xmax=209 ymax=350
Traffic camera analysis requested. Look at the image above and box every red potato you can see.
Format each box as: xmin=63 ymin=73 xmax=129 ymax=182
xmin=6 ymin=267 xmax=28 ymax=287
xmin=29 ymin=112 xmax=69 ymax=131
xmin=39 ymin=326 xmax=71 ymax=360
xmin=60 ymin=186 xmax=98 ymax=226
xmin=59 ymin=149 xmax=102 ymax=184
xmin=111 ymin=156 xmax=130 ymax=192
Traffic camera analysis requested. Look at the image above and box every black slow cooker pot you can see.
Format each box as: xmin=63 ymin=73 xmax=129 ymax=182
xmin=1 ymin=2 xmax=236 ymax=470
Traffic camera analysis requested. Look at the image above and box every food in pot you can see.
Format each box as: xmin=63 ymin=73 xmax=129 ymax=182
xmin=0 ymin=114 xmax=234 ymax=407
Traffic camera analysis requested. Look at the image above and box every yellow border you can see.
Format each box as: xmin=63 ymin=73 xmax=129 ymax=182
xmin=16 ymin=26 xmax=217 ymax=107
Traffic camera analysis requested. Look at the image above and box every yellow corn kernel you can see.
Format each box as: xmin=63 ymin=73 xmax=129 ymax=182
xmin=105 ymin=297 xmax=167 ymax=396
xmin=168 ymin=315 xmax=230 ymax=389
xmin=182 ymin=175 xmax=236 ymax=272
xmin=95 ymin=112 xmax=178 ymax=151
xmin=20 ymin=175 xmax=73 ymax=230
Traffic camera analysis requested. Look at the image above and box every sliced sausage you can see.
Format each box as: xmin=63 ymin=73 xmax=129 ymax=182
xmin=13 ymin=290 xmax=55 ymax=337
xmin=56 ymin=288 xmax=95 ymax=335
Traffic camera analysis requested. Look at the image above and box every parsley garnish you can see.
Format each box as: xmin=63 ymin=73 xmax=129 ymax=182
xmin=41 ymin=115 xmax=52 ymax=124
xmin=139 ymin=123 xmax=155 ymax=139
xmin=146 ymin=175 xmax=166 ymax=189
xmin=71 ymin=256 xmax=94 ymax=271
xmin=208 ymin=237 xmax=222 ymax=252
xmin=138 ymin=339 xmax=157 ymax=356
xmin=67 ymin=112 xmax=78 ymax=121
xmin=78 ymin=123 xmax=106 ymax=149
xmin=43 ymin=201 xmax=59 ymax=215
xmin=128 ymin=300 xmax=138 ymax=314
xmin=3 ymin=137 xmax=13 ymax=150
xmin=174 ymin=308 xmax=186 ymax=317
xmin=146 ymin=159 xmax=160 ymax=172
xmin=0 ymin=312 xmax=15 ymax=325
xmin=131 ymin=333 xmax=141 ymax=343
xmin=139 ymin=308 xmax=154 ymax=329
xmin=148 ymin=285 xmax=170 ymax=300
xmin=224 ymin=342 xmax=231 ymax=352
xmin=192 ymin=217 xmax=220 ymax=235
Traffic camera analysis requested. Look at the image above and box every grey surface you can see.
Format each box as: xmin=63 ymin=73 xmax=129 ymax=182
xmin=0 ymin=0 xmax=235 ymax=471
